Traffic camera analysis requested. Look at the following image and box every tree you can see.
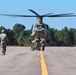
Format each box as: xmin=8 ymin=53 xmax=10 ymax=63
xmin=23 ymin=30 xmax=31 ymax=46
xmin=61 ymin=27 xmax=69 ymax=46
xmin=0 ymin=24 xmax=76 ymax=46
xmin=55 ymin=30 xmax=64 ymax=46
xmin=6 ymin=29 xmax=16 ymax=45
xmin=12 ymin=23 xmax=26 ymax=45
xmin=73 ymin=29 xmax=76 ymax=45
xmin=68 ymin=28 xmax=75 ymax=46
xmin=48 ymin=28 xmax=56 ymax=45
xmin=13 ymin=23 xmax=25 ymax=33
xmin=13 ymin=23 xmax=25 ymax=38
xmin=17 ymin=31 xmax=25 ymax=46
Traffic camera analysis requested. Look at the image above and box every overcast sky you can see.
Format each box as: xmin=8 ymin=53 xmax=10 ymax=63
xmin=0 ymin=0 xmax=76 ymax=30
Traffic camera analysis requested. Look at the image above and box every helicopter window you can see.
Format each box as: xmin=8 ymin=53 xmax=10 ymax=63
xmin=36 ymin=25 xmax=40 ymax=27
xmin=36 ymin=24 xmax=45 ymax=28
xmin=35 ymin=24 xmax=40 ymax=28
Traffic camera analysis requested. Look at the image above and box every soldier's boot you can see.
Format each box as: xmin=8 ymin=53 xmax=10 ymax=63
xmin=37 ymin=47 xmax=40 ymax=50
xmin=41 ymin=44 xmax=45 ymax=51
xmin=3 ymin=52 xmax=6 ymax=55
xmin=2 ymin=47 xmax=6 ymax=55
xmin=2 ymin=51 xmax=6 ymax=55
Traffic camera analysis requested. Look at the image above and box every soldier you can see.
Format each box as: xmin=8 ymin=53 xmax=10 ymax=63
xmin=40 ymin=38 xmax=45 ymax=50
xmin=0 ymin=29 xmax=8 ymax=55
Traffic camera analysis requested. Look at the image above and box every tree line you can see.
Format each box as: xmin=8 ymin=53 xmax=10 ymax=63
xmin=0 ymin=23 xmax=76 ymax=46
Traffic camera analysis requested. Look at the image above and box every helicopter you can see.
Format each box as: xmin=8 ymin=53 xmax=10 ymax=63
xmin=0 ymin=9 xmax=76 ymax=50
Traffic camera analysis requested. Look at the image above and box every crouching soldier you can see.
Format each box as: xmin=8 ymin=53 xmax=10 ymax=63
xmin=0 ymin=29 xmax=9 ymax=55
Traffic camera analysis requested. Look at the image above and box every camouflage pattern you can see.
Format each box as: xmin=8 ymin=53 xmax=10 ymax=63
xmin=31 ymin=37 xmax=45 ymax=50
xmin=31 ymin=38 xmax=40 ymax=50
xmin=0 ymin=30 xmax=8 ymax=55
xmin=31 ymin=23 xmax=49 ymax=40
xmin=30 ymin=17 xmax=49 ymax=50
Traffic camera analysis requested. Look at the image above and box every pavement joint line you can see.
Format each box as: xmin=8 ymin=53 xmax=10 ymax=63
xmin=40 ymin=51 xmax=48 ymax=75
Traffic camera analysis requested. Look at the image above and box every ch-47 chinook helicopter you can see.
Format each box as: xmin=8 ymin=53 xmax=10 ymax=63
xmin=0 ymin=9 xmax=76 ymax=50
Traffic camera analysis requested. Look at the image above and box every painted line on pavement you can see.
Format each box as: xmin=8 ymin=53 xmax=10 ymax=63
xmin=40 ymin=51 xmax=48 ymax=75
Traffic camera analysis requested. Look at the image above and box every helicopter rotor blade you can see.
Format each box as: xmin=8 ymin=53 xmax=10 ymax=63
xmin=0 ymin=13 xmax=76 ymax=18
xmin=42 ymin=13 xmax=53 ymax=17
xmin=0 ymin=14 xmax=37 ymax=17
xmin=29 ymin=9 xmax=40 ymax=16
xmin=45 ymin=13 xmax=76 ymax=17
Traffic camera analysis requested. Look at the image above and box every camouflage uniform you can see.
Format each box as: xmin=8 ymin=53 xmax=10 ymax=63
xmin=0 ymin=30 xmax=8 ymax=55
xmin=31 ymin=36 xmax=40 ymax=50
xmin=40 ymin=38 xmax=45 ymax=50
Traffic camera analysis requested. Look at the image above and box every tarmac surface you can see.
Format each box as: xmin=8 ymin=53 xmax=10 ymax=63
xmin=0 ymin=46 xmax=76 ymax=75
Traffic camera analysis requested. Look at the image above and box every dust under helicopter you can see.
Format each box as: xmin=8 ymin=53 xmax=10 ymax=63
xmin=0 ymin=9 xmax=76 ymax=50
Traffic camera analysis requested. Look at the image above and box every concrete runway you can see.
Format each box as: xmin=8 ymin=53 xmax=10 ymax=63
xmin=0 ymin=46 xmax=76 ymax=75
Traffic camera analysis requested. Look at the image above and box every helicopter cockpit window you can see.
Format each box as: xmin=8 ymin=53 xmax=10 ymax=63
xmin=36 ymin=25 xmax=40 ymax=27
xmin=35 ymin=24 xmax=45 ymax=28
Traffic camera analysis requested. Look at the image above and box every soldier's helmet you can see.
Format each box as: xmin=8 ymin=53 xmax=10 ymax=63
xmin=1 ymin=29 xmax=5 ymax=33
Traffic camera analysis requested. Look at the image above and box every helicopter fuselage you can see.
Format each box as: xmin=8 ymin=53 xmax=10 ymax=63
xmin=30 ymin=22 xmax=49 ymax=50
xmin=31 ymin=23 xmax=49 ymax=40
